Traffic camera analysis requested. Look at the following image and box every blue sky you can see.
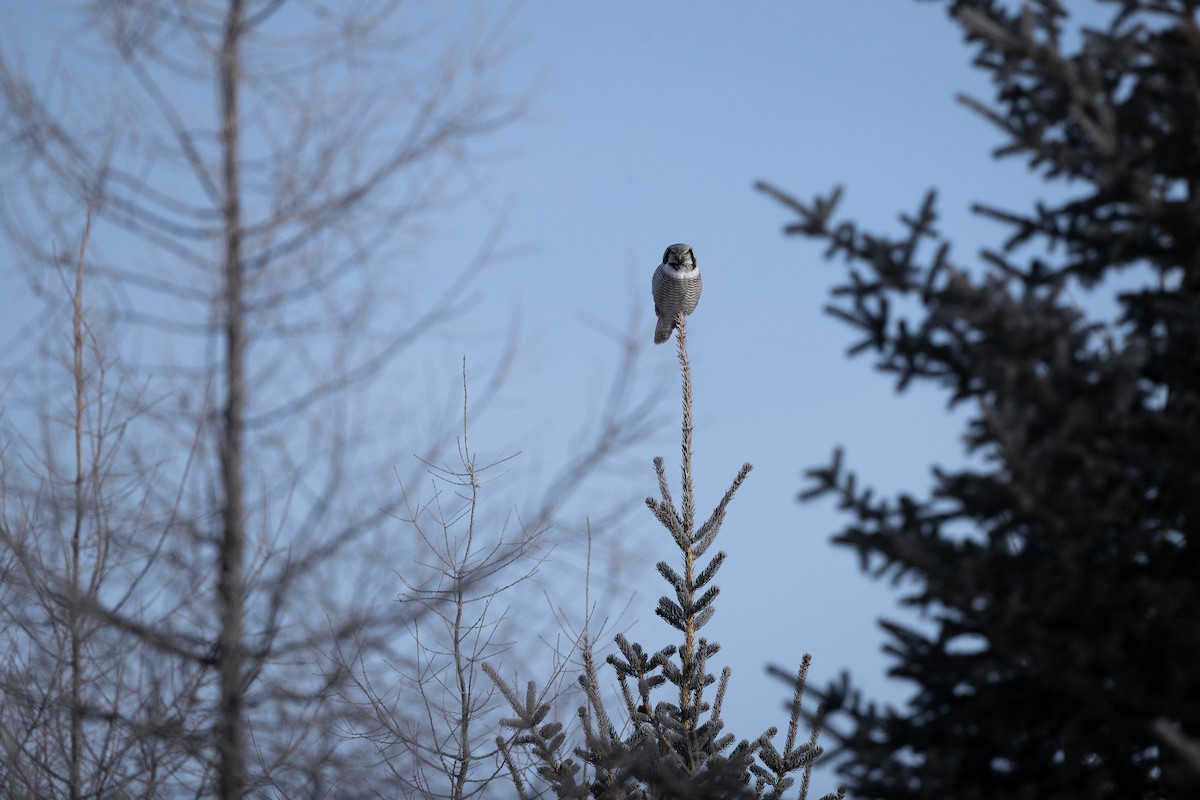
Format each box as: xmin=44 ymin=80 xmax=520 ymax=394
xmin=472 ymin=0 xmax=1034 ymax=731
xmin=1 ymin=0 xmax=1117 ymax=787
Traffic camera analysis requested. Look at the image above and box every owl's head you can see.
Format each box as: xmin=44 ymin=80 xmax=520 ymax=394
xmin=662 ymin=243 xmax=696 ymax=273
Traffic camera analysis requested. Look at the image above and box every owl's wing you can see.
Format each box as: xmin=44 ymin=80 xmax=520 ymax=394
xmin=651 ymin=266 xmax=667 ymax=316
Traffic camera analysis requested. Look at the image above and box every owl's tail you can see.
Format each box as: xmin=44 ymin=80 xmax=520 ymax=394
xmin=653 ymin=315 xmax=674 ymax=345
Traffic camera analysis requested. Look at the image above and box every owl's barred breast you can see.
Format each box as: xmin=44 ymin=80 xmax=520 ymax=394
xmin=652 ymin=270 xmax=702 ymax=317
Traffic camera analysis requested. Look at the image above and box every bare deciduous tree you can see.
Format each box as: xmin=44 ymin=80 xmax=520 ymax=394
xmin=0 ymin=3 xmax=657 ymax=798
xmin=330 ymin=359 xmax=631 ymax=800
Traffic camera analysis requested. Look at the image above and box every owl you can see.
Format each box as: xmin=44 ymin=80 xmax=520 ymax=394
xmin=652 ymin=243 xmax=702 ymax=344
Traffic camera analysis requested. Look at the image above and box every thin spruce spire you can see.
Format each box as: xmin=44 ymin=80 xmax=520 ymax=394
xmin=490 ymin=310 xmax=840 ymax=799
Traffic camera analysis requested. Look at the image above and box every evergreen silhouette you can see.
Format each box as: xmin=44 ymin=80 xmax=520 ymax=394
xmin=487 ymin=318 xmax=843 ymax=800
xmin=758 ymin=1 xmax=1200 ymax=798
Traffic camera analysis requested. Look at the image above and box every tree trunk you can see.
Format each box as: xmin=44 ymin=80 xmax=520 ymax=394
xmin=217 ymin=1 xmax=246 ymax=797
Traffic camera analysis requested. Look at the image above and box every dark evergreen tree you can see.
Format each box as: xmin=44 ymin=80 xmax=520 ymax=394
xmin=758 ymin=1 xmax=1200 ymax=798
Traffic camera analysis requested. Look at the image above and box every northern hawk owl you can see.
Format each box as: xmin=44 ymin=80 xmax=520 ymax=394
xmin=652 ymin=243 xmax=702 ymax=345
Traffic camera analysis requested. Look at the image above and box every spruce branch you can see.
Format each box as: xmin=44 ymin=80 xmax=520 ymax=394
xmin=646 ymin=317 xmax=754 ymax=746
xmin=1154 ymin=718 xmax=1200 ymax=783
